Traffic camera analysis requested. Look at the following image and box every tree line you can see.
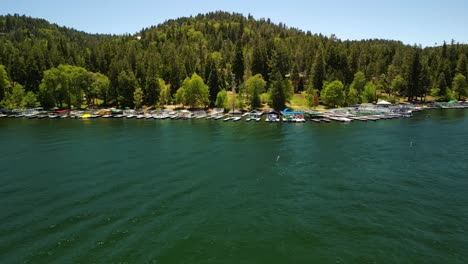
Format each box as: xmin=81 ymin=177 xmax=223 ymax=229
xmin=1 ymin=12 xmax=467 ymax=110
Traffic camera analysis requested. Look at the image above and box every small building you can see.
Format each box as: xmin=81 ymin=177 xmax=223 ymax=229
xmin=282 ymin=108 xmax=305 ymax=122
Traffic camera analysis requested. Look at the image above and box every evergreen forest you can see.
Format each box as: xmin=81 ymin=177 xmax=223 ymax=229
xmin=1 ymin=12 xmax=468 ymax=110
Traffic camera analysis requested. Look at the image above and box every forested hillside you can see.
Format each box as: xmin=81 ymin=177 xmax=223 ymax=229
xmin=1 ymin=12 xmax=467 ymax=110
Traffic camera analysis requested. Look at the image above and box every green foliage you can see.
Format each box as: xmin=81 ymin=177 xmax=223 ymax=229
xmin=38 ymin=65 xmax=91 ymax=109
xmin=269 ymin=41 xmax=291 ymax=78
xmin=346 ymin=87 xmax=359 ymax=106
xmin=443 ymin=88 xmax=456 ymax=101
xmin=259 ymin=92 xmax=270 ymax=105
xmin=452 ymin=73 xmax=468 ymax=100
xmin=437 ymin=73 xmax=448 ymax=97
xmin=311 ymin=47 xmax=325 ymax=91
xmin=362 ymin=82 xmax=377 ymax=103
xmin=91 ymin=73 xmax=110 ymax=105
xmin=38 ymin=68 xmax=60 ymax=109
xmin=182 ymin=73 xmax=210 ymax=108
xmin=144 ymin=75 xmax=161 ymax=106
xmin=320 ymin=80 xmax=345 ymax=107
xmin=2 ymin=13 xmax=468 ymax=107
xmin=306 ymin=89 xmax=320 ymax=108
xmin=133 ymin=87 xmax=144 ymax=109
xmin=430 ymin=87 xmax=441 ymax=98
xmin=0 ymin=64 xmax=11 ymax=102
xmin=236 ymin=90 xmax=246 ymax=110
xmin=456 ymin=54 xmax=468 ymax=79
xmin=23 ymin=91 xmax=38 ymax=108
xmin=269 ymin=72 xmax=293 ymax=110
xmin=10 ymin=84 xmax=25 ymax=108
xmin=158 ymin=79 xmax=172 ymax=105
xmin=404 ymin=49 xmax=422 ymax=101
xmin=233 ymin=42 xmax=244 ymax=82
xmin=390 ymin=75 xmax=405 ymax=96
xmin=207 ymin=59 xmax=221 ymax=107
xmin=251 ymin=40 xmax=268 ymax=81
xmin=117 ymin=70 xmax=139 ymax=108
xmin=0 ymin=83 xmax=38 ymax=109
xmin=215 ymin=89 xmax=228 ymax=109
xmin=245 ymin=74 xmax=266 ymax=108
xmin=349 ymin=71 xmax=366 ymax=97
xmin=174 ymin=87 xmax=186 ymax=106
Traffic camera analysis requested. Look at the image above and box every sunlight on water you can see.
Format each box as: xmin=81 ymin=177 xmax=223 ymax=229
xmin=1 ymin=110 xmax=467 ymax=263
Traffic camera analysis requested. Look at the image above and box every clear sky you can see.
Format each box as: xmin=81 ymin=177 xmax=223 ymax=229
xmin=2 ymin=0 xmax=468 ymax=47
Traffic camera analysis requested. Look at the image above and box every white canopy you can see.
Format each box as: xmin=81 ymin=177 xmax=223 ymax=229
xmin=377 ymin=100 xmax=392 ymax=105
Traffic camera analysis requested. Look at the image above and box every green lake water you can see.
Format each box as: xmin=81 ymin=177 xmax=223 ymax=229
xmin=1 ymin=110 xmax=467 ymax=263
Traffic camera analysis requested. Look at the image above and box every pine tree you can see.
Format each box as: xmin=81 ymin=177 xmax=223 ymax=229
xmin=269 ymin=71 xmax=293 ymax=110
xmin=456 ymin=54 xmax=468 ymax=78
xmin=207 ymin=61 xmax=220 ymax=107
xmin=407 ymin=50 xmax=421 ymax=101
xmin=311 ymin=47 xmax=325 ymax=91
xmin=233 ymin=41 xmax=244 ymax=84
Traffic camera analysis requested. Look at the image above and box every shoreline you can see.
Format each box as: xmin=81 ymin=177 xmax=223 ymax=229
xmin=1 ymin=104 xmax=467 ymax=123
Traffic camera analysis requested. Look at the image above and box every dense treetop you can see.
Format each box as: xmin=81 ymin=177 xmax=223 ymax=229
xmin=1 ymin=12 xmax=467 ymax=109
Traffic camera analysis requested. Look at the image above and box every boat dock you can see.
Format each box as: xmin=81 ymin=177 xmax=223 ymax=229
xmin=2 ymin=101 xmax=466 ymax=124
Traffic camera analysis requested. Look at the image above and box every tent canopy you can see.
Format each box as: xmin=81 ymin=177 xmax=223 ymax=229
xmin=377 ymin=100 xmax=392 ymax=105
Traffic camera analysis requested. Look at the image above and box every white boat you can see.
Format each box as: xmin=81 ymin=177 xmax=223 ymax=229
xmin=266 ymin=114 xmax=280 ymax=122
xmin=293 ymin=117 xmax=306 ymax=123
xmin=328 ymin=116 xmax=352 ymax=122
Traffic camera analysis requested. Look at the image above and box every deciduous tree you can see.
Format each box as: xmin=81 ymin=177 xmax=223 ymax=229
xmin=182 ymin=73 xmax=210 ymax=108
xmin=0 ymin=65 xmax=11 ymax=102
xmin=346 ymin=87 xmax=359 ymax=106
xmin=320 ymin=80 xmax=345 ymax=107
xmin=452 ymin=73 xmax=468 ymax=100
xmin=174 ymin=87 xmax=186 ymax=107
xmin=362 ymin=82 xmax=377 ymax=103
xmin=245 ymin=74 xmax=266 ymax=108
xmin=349 ymin=71 xmax=366 ymax=99
xmin=158 ymin=79 xmax=171 ymax=106
xmin=215 ymin=89 xmax=228 ymax=109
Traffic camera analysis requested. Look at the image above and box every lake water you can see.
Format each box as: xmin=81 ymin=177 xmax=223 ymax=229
xmin=1 ymin=110 xmax=467 ymax=263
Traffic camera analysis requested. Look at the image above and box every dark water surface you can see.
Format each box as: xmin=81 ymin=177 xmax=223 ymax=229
xmin=1 ymin=110 xmax=467 ymax=263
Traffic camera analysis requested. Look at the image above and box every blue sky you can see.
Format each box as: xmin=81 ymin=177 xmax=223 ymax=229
xmin=2 ymin=0 xmax=468 ymax=47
